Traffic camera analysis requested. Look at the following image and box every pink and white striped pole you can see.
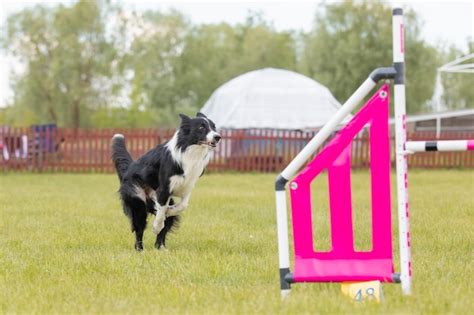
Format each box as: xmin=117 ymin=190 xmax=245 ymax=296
xmin=393 ymin=7 xmax=412 ymax=295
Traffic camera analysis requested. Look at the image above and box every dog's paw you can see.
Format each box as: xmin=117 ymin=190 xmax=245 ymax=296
xmin=152 ymin=218 xmax=165 ymax=234
xmin=166 ymin=202 xmax=187 ymax=217
xmin=155 ymin=244 xmax=169 ymax=252
xmin=135 ymin=242 xmax=144 ymax=252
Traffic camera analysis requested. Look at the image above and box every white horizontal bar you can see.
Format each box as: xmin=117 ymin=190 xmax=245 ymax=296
xmin=406 ymin=140 xmax=474 ymax=152
xmin=405 ymin=141 xmax=426 ymax=152
xmin=438 ymin=53 xmax=474 ymax=70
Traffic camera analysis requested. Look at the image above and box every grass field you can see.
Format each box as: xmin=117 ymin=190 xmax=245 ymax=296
xmin=1 ymin=170 xmax=473 ymax=314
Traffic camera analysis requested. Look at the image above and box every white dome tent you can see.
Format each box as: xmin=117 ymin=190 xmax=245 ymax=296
xmin=200 ymin=68 xmax=350 ymax=170
xmin=200 ymin=68 xmax=348 ymax=130
xmin=429 ymin=53 xmax=474 ymax=112
xmin=427 ymin=54 xmax=473 ymax=138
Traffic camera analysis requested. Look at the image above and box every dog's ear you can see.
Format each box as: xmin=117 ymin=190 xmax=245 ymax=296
xmin=196 ymin=112 xmax=207 ymax=118
xmin=179 ymin=114 xmax=191 ymax=125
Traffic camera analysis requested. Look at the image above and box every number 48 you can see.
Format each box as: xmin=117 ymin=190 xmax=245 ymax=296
xmin=354 ymin=287 xmax=376 ymax=302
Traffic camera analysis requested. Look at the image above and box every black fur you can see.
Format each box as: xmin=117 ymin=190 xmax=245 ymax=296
xmin=111 ymin=113 xmax=220 ymax=251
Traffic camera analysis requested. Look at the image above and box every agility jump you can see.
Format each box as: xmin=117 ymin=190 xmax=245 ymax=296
xmin=274 ymin=8 xmax=473 ymax=298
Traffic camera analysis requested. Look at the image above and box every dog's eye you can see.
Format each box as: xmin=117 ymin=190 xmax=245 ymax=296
xmin=199 ymin=125 xmax=205 ymax=131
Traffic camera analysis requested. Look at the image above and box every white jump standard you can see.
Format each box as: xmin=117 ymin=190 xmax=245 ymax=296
xmin=392 ymin=7 xmax=412 ymax=295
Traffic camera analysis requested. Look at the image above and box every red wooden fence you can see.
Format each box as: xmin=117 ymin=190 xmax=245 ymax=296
xmin=1 ymin=127 xmax=473 ymax=173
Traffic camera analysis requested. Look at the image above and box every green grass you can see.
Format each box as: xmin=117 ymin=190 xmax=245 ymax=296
xmin=1 ymin=170 xmax=473 ymax=314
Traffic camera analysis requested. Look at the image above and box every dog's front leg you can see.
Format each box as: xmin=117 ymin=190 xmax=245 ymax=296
xmin=152 ymin=189 xmax=170 ymax=235
xmin=167 ymin=194 xmax=190 ymax=217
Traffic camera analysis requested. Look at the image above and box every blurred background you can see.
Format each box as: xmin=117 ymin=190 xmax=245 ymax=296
xmin=0 ymin=0 xmax=472 ymax=128
xmin=0 ymin=0 xmax=472 ymax=171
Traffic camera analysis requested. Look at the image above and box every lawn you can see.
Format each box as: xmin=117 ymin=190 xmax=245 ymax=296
xmin=1 ymin=170 xmax=473 ymax=314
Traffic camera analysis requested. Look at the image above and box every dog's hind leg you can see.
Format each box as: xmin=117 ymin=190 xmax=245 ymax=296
xmin=123 ymin=197 xmax=148 ymax=251
xmin=131 ymin=205 xmax=147 ymax=251
xmin=155 ymin=215 xmax=180 ymax=250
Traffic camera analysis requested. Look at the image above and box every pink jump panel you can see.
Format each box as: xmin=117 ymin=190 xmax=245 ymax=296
xmin=289 ymin=84 xmax=394 ymax=283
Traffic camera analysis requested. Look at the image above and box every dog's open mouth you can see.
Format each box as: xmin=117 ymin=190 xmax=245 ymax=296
xmin=199 ymin=141 xmax=218 ymax=148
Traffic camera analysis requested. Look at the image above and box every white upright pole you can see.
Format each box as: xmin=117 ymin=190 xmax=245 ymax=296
xmin=275 ymin=190 xmax=291 ymax=298
xmin=393 ymin=7 xmax=412 ymax=295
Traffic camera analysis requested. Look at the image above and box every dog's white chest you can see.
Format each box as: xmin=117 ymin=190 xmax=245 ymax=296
xmin=169 ymin=146 xmax=210 ymax=198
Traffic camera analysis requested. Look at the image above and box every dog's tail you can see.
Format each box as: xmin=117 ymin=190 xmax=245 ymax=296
xmin=111 ymin=134 xmax=132 ymax=182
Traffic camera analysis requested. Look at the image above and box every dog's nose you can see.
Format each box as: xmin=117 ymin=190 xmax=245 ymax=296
xmin=213 ymin=134 xmax=221 ymax=143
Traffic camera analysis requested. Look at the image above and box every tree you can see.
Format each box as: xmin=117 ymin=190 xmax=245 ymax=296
xmin=127 ymin=11 xmax=298 ymax=126
xmin=300 ymin=0 xmax=438 ymax=113
xmin=4 ymin=0 xmax=465 ymax=129
xmin=173 ymin=13 xmax=297 ymax=115
xmin=1 ymin=0 xmax=122 ymax=128
xmin=125 ymin=10 xmax=191 ymax=127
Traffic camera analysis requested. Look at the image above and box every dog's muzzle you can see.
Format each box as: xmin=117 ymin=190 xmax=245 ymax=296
xmin=210 ymin=134 xmax=221 ymax=147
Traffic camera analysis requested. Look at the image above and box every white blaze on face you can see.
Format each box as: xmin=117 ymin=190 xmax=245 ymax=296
xmin=206 ymin=130 xmax=220 ymax=143
xmin=202 ymin=117 xmax=220 ymax=144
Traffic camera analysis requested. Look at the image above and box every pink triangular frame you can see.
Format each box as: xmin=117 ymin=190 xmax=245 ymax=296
xmin=289 ymin=84 xmax=394 ymax=283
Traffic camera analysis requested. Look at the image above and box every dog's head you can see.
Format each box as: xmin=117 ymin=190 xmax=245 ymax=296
xmin=178 ymin=112 xmax=221 ymax=149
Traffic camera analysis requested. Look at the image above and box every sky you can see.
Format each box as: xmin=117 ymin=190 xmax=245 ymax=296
xmin=0 ymin=0 xmax=473 ymax=107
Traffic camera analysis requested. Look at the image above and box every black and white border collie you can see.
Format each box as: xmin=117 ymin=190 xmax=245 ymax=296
xmin=111 ymin=113 xmax=221 ymax=251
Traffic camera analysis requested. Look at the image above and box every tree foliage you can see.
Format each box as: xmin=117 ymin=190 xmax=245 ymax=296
xmin=300 ymin=0 xmax=439 ymax=113
xmin=0 ymin=0 xmax=471 ymax=128
xmin=2 ymin=0 xmax=121 ymax=128
xmin=127 ymin=12 xmax=297 ymax=126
